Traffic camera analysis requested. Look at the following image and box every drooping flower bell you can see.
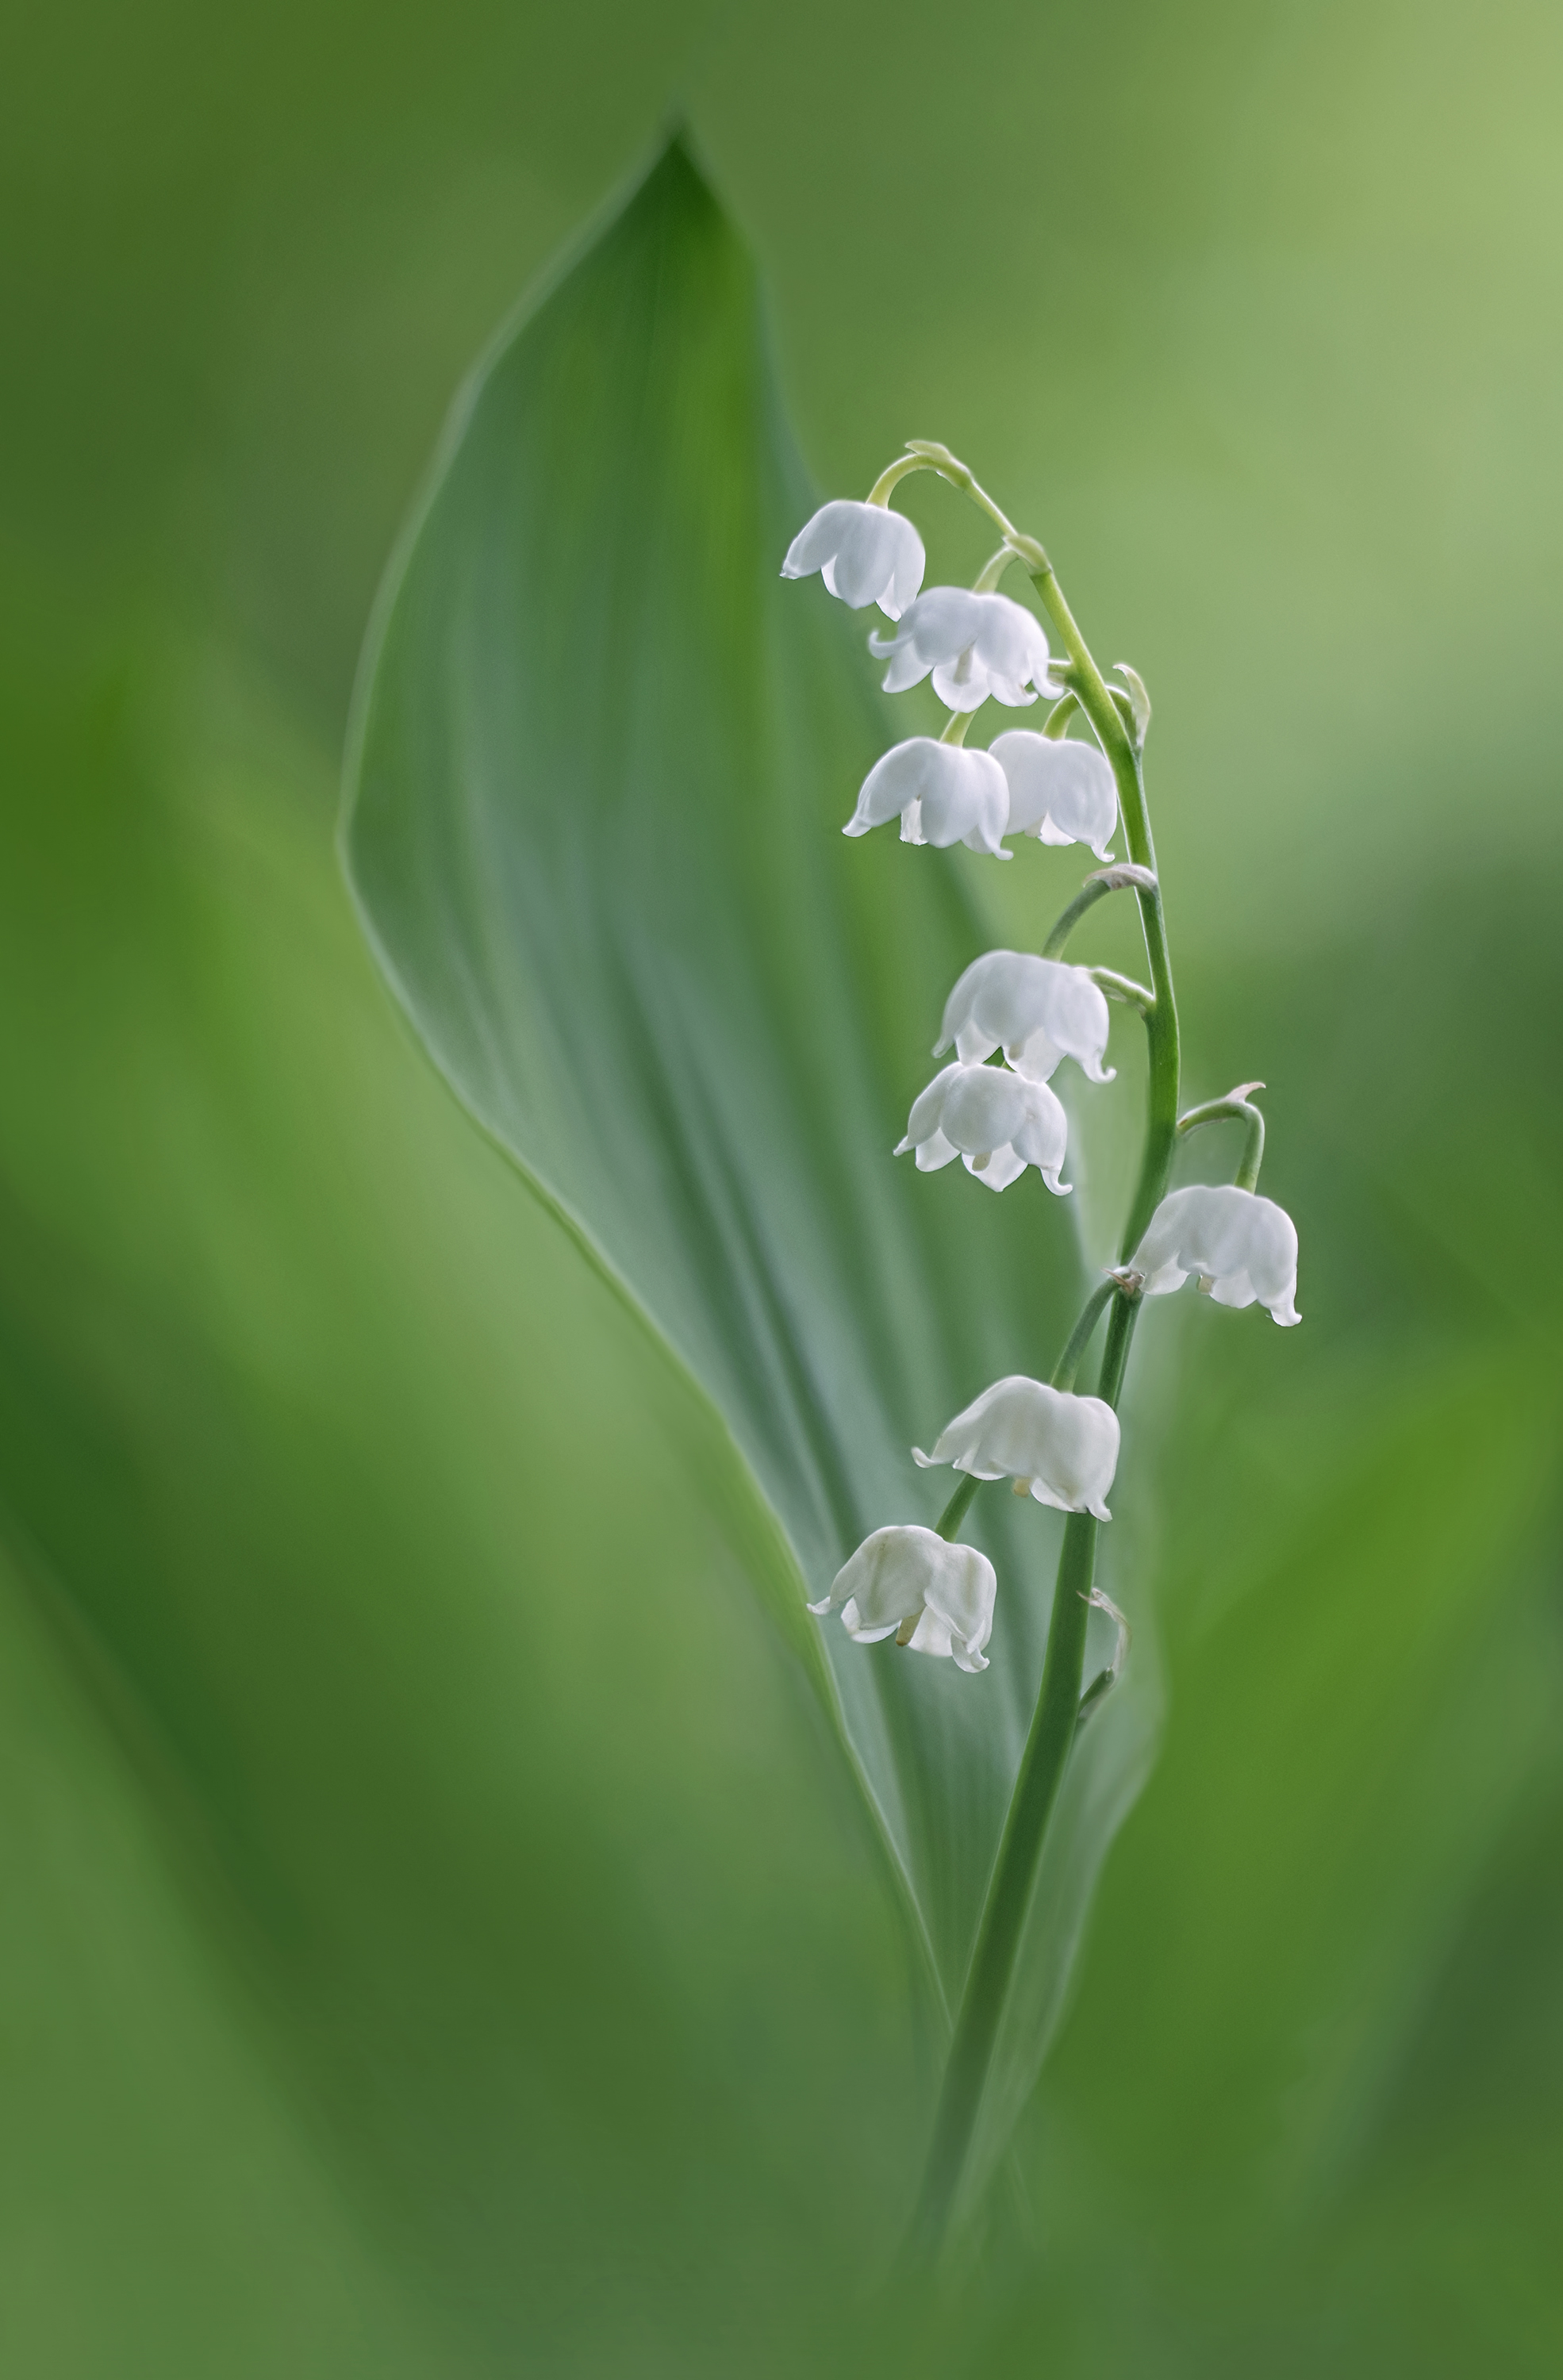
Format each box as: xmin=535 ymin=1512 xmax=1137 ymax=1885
xmin=913 ymin=1376 xmax=1120 ymax=1521
xmin=935 ymin=951 xmax=1115 ymax=1084
xmin=989 ymin=731 xmax=1119 ymax=859
xmin=843 ymin=738 xmax=1010 ymax=857
xmin=869 ymin=589 xmax=1059 ymax=712
xmin=897 ymin=1061 xmax=1070 ymax=1193
xmin=1126 ymin=1183 xmax=1300 ymax=1325
xmin=781 ymin=500 xmax=926 ymax=618
xmin=808 ymin=1525 xmax=996 ymax=1673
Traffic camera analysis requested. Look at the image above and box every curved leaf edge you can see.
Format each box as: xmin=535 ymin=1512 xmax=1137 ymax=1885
xmin=336 ymin=133 xmax=948 ymax=2019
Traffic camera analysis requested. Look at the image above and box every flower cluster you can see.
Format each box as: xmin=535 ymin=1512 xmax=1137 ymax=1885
xmin=843 ymin=731 xmax=1117 ymax=860
xmin=782 ymin=463 xmax=1301 ymax=1679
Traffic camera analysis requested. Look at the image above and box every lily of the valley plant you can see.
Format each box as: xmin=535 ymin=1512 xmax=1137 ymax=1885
xmin=784 ymin=449 xmax=1300 ymax=2257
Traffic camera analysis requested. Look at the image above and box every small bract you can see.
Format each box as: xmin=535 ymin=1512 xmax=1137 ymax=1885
xmin=843 ymin=738 xmax=1011 ymax=858
xmin=781 ymin=500 xmax=925 ymax=619
xmin=1128 ymin=1183 xmax=1300 ymax=1326
xmin=936 ymin=951 xmax=1115 ymax=1084
xmin=897 ymin=1061 xmax=1070 ymax=1194
xmin=989 ymin=731 xmax=1119 ymax=859
xmin=808 ymin=1525 xmax=996 ymax=1673
xmin=869 ymin=589 xmax=1058 ymax=712
xmin=914 ymin=1376 xmax=1120 ymax=1522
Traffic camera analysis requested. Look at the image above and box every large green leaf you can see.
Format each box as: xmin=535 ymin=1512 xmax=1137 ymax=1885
xmin=342 ymin=133 xmax=1159 ymax=2156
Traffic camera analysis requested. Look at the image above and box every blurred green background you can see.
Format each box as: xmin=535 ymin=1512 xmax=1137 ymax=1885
xmin=2 ymin=0 xmax=1560 ymax=2372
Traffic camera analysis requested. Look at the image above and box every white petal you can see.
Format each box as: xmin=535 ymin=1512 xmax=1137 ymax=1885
xmin=905 ymin=587 xmax=988 ymax=658
xmin=834 ymin=507 xmax=926 ymax=611
xmin=1008 ymin=1026 xmax=1066 ymax=1083
xmin=901 ymin=1061 xmax=1070 ymax=1189
xmin=964 ymin=1142 xmax=1026 ymax=1191
xmin=938 ymin=952 xmax=1113 ymax=1085
xmin=814 ymin=1527 xmax=996 ymax=1672
xmin=838 ymin=1598 xmax=902 ymax=1645
xmin=907 ymin=1605 xmax=957 ymax=1658
xmin=931 ymin=655 xmax=1010 ymax=712
xmin=936 ymin=1065 xmax=1033 ymax=1156
xmin=1131 ymin=1184 xmax=1300 ymax=1326
xmin=827 ymin=1526 xmax=931 ymax=1632
xmin=844 ymin=738 xmax=942 ymax=836
xmin=904 ymin=1060 xmax=964 ymax=1144
xmin=1008 ymin=1077 xmax=1070 ymax=1192
xmin=990 ymin=731 xmax=1119 ymax=858
xmin=782 ymin=501 xmax=927 ymax=616
xmin=883 ymin=512 xmax=927 ymax=618
xmin=919 ymin=1377 xmax=1121 ymax=1518
xmin=920 ymin=1542 xmax=996 ymax=1670
xmin=978 ymin=673 xmax=1042 ymax=710
xmin=782 ymin=501 xmax=862 ymax=581
xmin=879 ymin=647 xmax=934 ymax=694
xmin=916 ymin=748 xmax=1011 ymax=855
xmin=971 ymin=594 xmax=1053 ymax=684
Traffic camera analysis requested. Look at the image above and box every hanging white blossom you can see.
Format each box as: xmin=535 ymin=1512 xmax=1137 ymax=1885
xmin=843 ymin=738 xmax=1011 ymax=857
xmin=869 ymin=589 xmax=1059 ymax=712
xmin=913 ymin=1376 xmax=1120 ymax=1521
xmin=1127 ymin=1183 xmax=1300 ymax=1325
xmin=808 ymin=1524 xmax=996 ymax=1673
xmin=989 ymin=731 xmax=1119 ymax=858
xmin=896 ymin=1061 xmax=1070 ymax=1193
xmin=935 ymin=950 xmax=1114 ymax=1084
xmin=780 ymin=500 xmax=926 ymax=618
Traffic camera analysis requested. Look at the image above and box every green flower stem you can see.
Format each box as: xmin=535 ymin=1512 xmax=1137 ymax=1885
xmin=935 ymin=1470 xmax=981 ymax=1540
xmin=1050 ymin=1279 xmax=1119 ymax=1392
xmin=1043 ymin=692 xmax=1080 ymax=740
xmin=866 ymin=451 xmax=938 ymax=505
xmin=1178 ymin=1086 xmax=1266 ymax=1193
xmin=1025 ymin=562 xmax=1181 ymax=1261
xmin=1041 ymin=875 xmax=1116 ymax=959
xmin=1043 ymin=868 xmax=1160 ymax=962
xmin=1090 ymin=965 xmax=1156 ymax=1015
xmin=908 ymin=1291 xmax=1142 ymax=2259
xmin=902 ymin=467 xmax=1182 ymax=2263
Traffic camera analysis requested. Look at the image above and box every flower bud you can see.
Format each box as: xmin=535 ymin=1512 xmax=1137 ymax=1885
xmin=896 ymin=1061 xmax=1070 ymax=1194
xmin=808 ymin=1525 xmax=996 ymax=1673
xmin=913 ymin=1376 xmax=1120 ymax=1521
xmin=781 ymin=500 xmax=925 ymax=618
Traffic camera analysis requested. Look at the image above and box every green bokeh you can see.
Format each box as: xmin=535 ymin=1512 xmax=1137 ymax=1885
xmin=1 ymin=1 xmax=1558 ymax=2372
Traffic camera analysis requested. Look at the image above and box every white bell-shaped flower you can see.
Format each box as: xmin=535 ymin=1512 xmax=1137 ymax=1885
xmin=913 ymin=1376 xmax=1120 ymax=1522
xmin=808 ymin=1524 xmax=995 ymax=1673
xmin=868 ymin=589 xmax=1059 ymax=712
xmin=989 ymin=731 xmax=1119 ymax=859
xmin=1128 ymin=1183 xmax=1300 ymax=1326
xmin=843 ymin=737 xmax=1011 ymax=858
xmin=781 ymin=501 xmax=926 ymax=619
xmin=896 ymin=1061 xmax=1070 ymax=1194
xmin=935 ymin=951 xmax=1115 ymax=1084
